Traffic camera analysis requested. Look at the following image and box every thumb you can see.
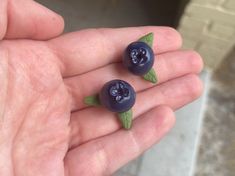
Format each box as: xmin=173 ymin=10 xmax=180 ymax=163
xmin=0 ymin=0 xmax=64 ymax=40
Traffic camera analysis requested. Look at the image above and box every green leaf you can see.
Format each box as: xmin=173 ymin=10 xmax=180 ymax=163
xmin=118 ymin=109 xmax=133 ymax=130
xmin=84 ymin=94 xmax=101 ymax=106
xmin=138 ymin=32 xmax=154 ymax=47
xmin=143 ymin=68 xmax=157 ymax=84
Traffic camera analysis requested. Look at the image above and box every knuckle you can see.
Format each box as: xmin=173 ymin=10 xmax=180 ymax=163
xmin=187 ymin=74 xmax=204 ymax=98
xmin=187 ymin=50 xmax=204 ymax=72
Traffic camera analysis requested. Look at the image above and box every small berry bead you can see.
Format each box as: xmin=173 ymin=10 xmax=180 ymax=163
xmin=99 ymin=80 xmax=136 ymax=113
xmin=123 ymin=41 xmax=154 ymax=75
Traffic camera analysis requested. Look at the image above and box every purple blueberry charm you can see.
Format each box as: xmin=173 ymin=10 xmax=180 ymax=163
xmin=84 ymin=79 xmax=136 ymax=129
xmin=99 ymin=80 xmax=136 ymax=113
xmin=123 ymin=32 xmax=157 ymax=83
xmin=123 ymin=41 xmax=154 ymax=76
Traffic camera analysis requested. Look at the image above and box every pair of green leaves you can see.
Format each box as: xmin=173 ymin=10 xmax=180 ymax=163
xmin=84 ymin=33 xmax=157 ymax=130
xmin=139 ymin=32 xmax=157 ymax=84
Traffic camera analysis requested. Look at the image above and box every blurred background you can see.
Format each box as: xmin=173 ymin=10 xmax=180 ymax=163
xmin=35 ymin=0 xmax=235 ymax=175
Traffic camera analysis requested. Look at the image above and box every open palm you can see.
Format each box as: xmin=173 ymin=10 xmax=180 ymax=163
xmin=0 ymin=1 xmax=203 ymax=175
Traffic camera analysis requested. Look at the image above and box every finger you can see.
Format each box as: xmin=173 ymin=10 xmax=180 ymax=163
xmin=0 ymin=0 xmax=64 ymax=40
xmin=69 ymin=74 xmax=203 ymax=148
xmin=65 ymin=106 xmax=175 ymax=176
xmin=49 ymin=26 xmax=182 ymax=77
xmin=65 ymin=50 xmax=203 ymax=111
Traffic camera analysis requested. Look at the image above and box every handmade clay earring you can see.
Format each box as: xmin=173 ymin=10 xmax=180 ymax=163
xmin=84 ymin=79 xmax=136 ymax=130
xmin=123 ymin=33 xmax=157 ymax=84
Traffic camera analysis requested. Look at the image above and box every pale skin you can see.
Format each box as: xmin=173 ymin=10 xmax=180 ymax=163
xmin=0 ymin=0 xmax=203 ymax=175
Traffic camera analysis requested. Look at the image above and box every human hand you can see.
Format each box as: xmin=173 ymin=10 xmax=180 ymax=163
xmin=0 ymin=0 xmax=203 ymax=175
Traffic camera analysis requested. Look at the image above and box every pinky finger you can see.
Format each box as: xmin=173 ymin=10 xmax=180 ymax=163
xmin=65 ymin=106 xmax=175 ymax=176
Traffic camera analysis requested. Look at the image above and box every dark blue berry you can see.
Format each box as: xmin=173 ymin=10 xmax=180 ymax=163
xmin=123 ymin=41 xmax=154 ymax=75
xmin=99 ymin=80 xmax=136 ymax=113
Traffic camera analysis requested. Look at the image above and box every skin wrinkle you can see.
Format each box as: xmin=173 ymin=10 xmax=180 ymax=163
xmin=0 ymin=47 xmax=14 ymax=176
xmin=0 ymin=48 xmax=9 ymax=130
xmin=78 ymin=29 xmax=112 ymax=76
xmin=11 ymin=99 xmax=34 ymax=176
xmin=2 ymin=50 xmax=19 ymax=135
xmin=135 ymin=81 xmax=177 ymax=117
xmin=5 ymin=0 xmax=11 ymax=39
xmin=0 ymin=147 xmax=13 ymax=176
xmin=46 ymin=39 xmax=78 ymax=78
xmin=12 ymin=86 xmax=69 ymax=175
xmin=5 ymin=40 xmax=62 ymax=94
xmin=48 ymin=35 xmax=72 ymax=76
xmin=0 ymin=0 xmax=7 ymax=39
xmin=64 ymin=82 xmax=75 ymax=111
xmin=157 ymin=54 xmax=171 ymax=81
xmin=10 ymin=68 xmax=44 ymax=175
xmin=5 ymin=0 xmax=38 ymax=38
xmin=28 ymin=10 xmax=38 ymax=39
xmin=95 ymin=28 xmax=119 ymax=63
xmin=95 ymin=140 xmax=110 ymax=176
xmin=126 ymin=129 xmax=141 ymax=158
xmin=2 ymin=48 xmax=33 ymax=135
xmin=0 ymin=38 xmax=70 ymax=175
xmin=64 ymin=163 xmax=70 ymax=176
xmin=66 ymin=78 xmax=84 ymax=112
xmin=0 ymin=41 xmax=68 ymax=175
xmin=46 ymin=41 xmax=66 ymax=78
xmin=29 ymin=54 xmax=57 ymax=93
xmin=40 ymin=84 xmax=69 ymax=130
xmin=68 ymin=117 xmax=80 ymax=149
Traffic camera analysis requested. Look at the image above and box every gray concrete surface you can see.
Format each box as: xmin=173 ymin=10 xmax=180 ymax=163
xmin=195 ymin=47 xmax=235 ymax=176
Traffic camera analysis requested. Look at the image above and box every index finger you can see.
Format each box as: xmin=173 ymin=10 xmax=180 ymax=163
xmin=48 ymin=26 xmax=182 ymax=77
